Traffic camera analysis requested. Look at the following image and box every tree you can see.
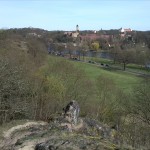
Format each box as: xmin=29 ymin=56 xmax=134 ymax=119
xmin=131 ymin=79 xmax=150 ymax=125
xmin=95 ymin=75 xmax=122 ymax=124
xmin=110 ymin=44 xmax=121 ymax=64
xmin=0 ymin=58 xmax=31 ymax=124
xmin=31 ymin=74 xmax=66 ymax=120
xmin=78 ymin=41 xmax=89 ymax=61
xmin=121 ymin=79 xmax=150 ymax=148
xmin=116 ymin=49 xmax=135 ymax=70
xmin=135 ymin=47 xmax=146 ymax=66
xmin=90 ymin=41 xmax=99 ymax=51
xmin=66 ymin=43 xmax=76 ymax=59
xmin=145 ymin=48 xmax=150 ymax=70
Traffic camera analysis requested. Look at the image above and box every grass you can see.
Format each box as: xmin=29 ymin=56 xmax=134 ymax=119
xmin=46 ymin=55 xmax=142 ymax=93
xmin=127 ymin=63 xmax=150 ymax=73
xmin=84 ymin=57 xmax=150 ymax=74
xmin=84 ymin=57 xmax=113 ymax=65
xmin=72 ymin=60 xmax=142 ymax=93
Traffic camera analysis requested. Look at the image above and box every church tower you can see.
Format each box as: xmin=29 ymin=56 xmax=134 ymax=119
xmin=76 ymin=25 xmax=79 ymax=33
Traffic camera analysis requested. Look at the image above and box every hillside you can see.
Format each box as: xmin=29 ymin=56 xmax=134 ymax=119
xmin=0 ymin=28 xmax=150 ymax=149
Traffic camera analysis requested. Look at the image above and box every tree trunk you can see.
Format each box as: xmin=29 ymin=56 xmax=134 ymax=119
xmin=83 ymin=52 xmax=85 ymax=61
xmin=123 ymin=62 xmax=126 ymax=70
xmin=78 ymin=51 xmax=80 ymax=60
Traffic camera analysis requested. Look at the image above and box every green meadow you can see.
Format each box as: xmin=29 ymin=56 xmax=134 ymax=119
xmin=72 ymin=60 xmax=142 ymax=93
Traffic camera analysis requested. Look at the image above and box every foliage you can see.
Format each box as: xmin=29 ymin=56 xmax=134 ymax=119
xmin=37 ymin=57 xmax=94 ymax=118
xmin=115 ymin=49 xmax=136 ymax=70
xmin=0 ymin=32 xmax=48 ymax=124
xmin=0 ymin=28 xmax=150 ymax=149
xmin=90 ymin=42 xmax=99 ymax=50
xmin=0 ymin=57 xmax=31 ymax=124
xmin=131 ymin=79 xmax=150 ymax=125
xmin=90 ymin=74 xmax=126 ymax=127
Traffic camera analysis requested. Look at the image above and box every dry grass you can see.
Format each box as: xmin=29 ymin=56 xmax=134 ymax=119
xmin=0 ymin=120 xmax=30 ymax=139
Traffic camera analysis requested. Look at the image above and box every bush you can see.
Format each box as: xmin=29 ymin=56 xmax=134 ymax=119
xmin=0 ymin=58 xmax=31 ymax=124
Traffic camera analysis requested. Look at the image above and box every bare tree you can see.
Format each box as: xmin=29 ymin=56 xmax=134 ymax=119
xmin=131 ymin=79 xmax=150 ymax=125
xmin=115 ymin=49 xmax=135 ymax=70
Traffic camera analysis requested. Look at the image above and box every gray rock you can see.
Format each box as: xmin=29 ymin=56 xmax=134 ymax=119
xmin=63 ymin=100 xmax=80 ymax=125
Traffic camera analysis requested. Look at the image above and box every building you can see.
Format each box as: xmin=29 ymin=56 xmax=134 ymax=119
xmin=80 ymin=34 xmax=113 ymax=41
xmin=120 ymin=28 xmax=132 ymax=38
xmin=64 ymin=25 xmax=80 ymax=38
xmin=76 ymin=25 xmax=79 ymax=32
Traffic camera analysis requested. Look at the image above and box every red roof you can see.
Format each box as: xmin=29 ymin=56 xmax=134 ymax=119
xmin=80 ymin=34 xmax=112 ymax=40
xmin=124 ymin=28 xmax=132 ymax=32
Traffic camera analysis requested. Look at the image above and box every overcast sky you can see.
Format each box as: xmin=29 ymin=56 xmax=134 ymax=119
xmin=0 ymin=0 xmax=150 ymax=31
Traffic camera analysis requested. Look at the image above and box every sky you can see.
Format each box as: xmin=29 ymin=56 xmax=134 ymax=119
xmin=0 ymin=0 xmax=150 ymax=31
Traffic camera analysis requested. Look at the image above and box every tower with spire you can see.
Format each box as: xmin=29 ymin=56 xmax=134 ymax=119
xmin=76 ymin=25 xmax=79 ymax=33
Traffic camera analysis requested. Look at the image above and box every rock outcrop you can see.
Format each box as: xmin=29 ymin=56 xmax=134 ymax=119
xmin=0 ymin=100 xmax=130 ymax=150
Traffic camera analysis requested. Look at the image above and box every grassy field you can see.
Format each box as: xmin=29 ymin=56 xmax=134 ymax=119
xmin=71 ymin=60 xmax=142 ymax=93
xmin=85 ymin=57 xmax=150 ymax=73
xmin=85 ymin=57 xmax=113 ymax=65
xmin=46 ymin=55 xmax=142 ymax=93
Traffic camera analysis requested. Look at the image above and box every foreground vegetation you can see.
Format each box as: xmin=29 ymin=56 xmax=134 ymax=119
xmin=0 ymin=28 xmax=150 ymax=149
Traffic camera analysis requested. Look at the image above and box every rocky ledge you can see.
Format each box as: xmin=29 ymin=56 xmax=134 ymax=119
xmin=0 ymin=101 xmax=132 ymax=150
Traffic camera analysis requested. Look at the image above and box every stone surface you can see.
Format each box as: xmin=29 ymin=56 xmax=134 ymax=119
xmin=63 ymin=100 xmax=80 ymax=125
xmin=0 ymin=101 xmax=130 ymax=150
